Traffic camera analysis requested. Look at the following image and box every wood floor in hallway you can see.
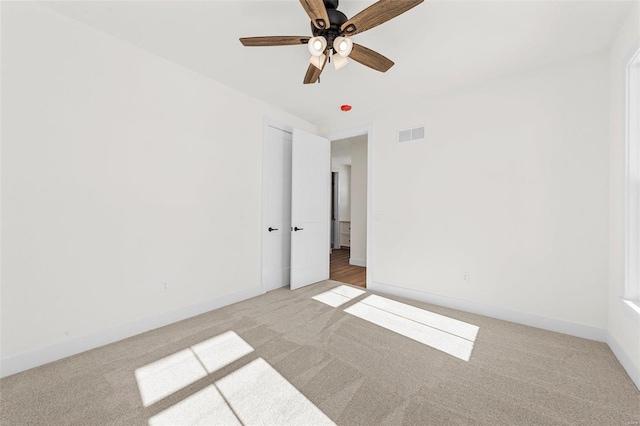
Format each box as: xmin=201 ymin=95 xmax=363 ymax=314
xmin=330 ymin=248 xmax=366 ymax=287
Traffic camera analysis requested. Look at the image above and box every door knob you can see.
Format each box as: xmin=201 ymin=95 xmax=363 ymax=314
xmin=268 ymin=227 xmax=278 ymax=232
xmin=294 ymin=227 xmax=304 ymax=231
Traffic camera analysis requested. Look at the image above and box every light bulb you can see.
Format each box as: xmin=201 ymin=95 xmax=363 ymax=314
xmin=333 ymin=36 xmax=353 ymax=58
xmin=308 ymin=36 xmax=327 ymax=57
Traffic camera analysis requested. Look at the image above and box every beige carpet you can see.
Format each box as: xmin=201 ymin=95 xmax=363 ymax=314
xmin=1 ymin=280 xmax=639 ymax=425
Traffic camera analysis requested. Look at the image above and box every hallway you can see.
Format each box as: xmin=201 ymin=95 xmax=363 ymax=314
xmin=329 ymin=249 xmax=366 ymax=288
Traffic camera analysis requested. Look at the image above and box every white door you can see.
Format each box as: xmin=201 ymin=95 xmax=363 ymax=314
xmin=262 ymin=125 xmax=292 ymax=291
xmin=290 ymin=129 xmax=331 ymax=290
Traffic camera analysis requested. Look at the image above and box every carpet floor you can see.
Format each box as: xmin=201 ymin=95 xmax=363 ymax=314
xmin=1 ymin=280 xmax=639 ymax=425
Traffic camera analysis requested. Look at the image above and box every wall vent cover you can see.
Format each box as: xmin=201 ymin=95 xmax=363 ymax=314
xmin=398 ymin=126 xmax=425 ymax=143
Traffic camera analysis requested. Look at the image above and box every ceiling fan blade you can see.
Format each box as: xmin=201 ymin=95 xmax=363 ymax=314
xmin=349 ymin=43 xmax=394 ymax=73
xmin=341 ymin=0 xmax=424 ymax=36
xmin=303 ymin=55 xmax=328 ymax=84
xmin=240 ymin=36 xmax=310 ymax=47
xmin=299 ymin=0 xmax=330 ymax=30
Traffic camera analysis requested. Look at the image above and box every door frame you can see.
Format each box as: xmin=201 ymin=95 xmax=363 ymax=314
xmin=261 ymin=117 xmax=293 ymax=294
xmin=324 ymin=124 xmax=374 ymax=288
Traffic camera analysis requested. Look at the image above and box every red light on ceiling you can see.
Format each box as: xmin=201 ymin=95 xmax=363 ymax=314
xmin=340 ymin=104 xmax=352 ymax=112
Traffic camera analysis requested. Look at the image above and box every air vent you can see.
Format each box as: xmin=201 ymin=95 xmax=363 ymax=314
xmin=398 ymin=126 xmax=425 ymax=143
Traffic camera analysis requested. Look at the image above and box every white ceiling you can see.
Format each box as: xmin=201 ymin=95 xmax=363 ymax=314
xmin=43 ymin=0 xmax=634 ymax=125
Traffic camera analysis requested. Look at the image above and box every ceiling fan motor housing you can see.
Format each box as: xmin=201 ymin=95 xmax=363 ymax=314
xmin=323 ymin=0 xmax=339 ymax=10
xmin=311 ymin=7 xmax=348 ymax=52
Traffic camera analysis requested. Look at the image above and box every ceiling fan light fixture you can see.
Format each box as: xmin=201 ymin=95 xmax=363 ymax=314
xmin=240 ymin=0 xmax=423 ymax=84
xmin=309 ymin=54 xmax=326 ymax=70
xmin=333 ymin=54 xmax=349 ymax=70
xmin=333 ymin=36 xmax=353 ymax=58
xmin=308 ymin=36 xmax=327 ymax=57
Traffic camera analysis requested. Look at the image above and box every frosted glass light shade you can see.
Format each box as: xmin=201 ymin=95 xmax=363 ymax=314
xmin=309 ymin=54 xmax=326 ymax=70
xmin=333 ymin=54 xmax=349 ymax=70
xmin=333 ymin=36 xmax=353 ymax=58
xmin=308 ymin=36 xmax=327 ymax=57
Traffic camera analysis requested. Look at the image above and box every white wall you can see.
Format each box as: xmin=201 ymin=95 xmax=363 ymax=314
xmin=321 ymin=52 xmax=610 ymax=336
xmin=336 ymin=165 xmax=351 ymax=223
xmin=607 ymin=4 xmax=640 ymax=388
xmin=331 ymin=139 xmax=351 ymax=222
xmin=350 ymin=137 xmax=367 ymax=264
xmin=1 ymin=2 xmax=315 ymax=368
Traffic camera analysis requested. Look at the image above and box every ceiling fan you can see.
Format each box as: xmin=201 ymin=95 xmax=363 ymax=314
xmin=239 ymin=0 xmax=424 ymax=84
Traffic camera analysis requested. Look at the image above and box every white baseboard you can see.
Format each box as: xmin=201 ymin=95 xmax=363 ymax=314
xmin=349 ymin=258 xmax=366 ymax=267
xmin=369 ymin=281 xmax=607 ymax=342
xmin=0 ymin=286 xmax=264 ymax=378
xmin=606 ymin=332 xmax=640 ymax=391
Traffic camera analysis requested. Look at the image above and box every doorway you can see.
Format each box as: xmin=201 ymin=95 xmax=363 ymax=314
xmin=260 ymin=120 xmax=371 ymax=292
xmin=329 ymin=134 xmax=368 ymax=288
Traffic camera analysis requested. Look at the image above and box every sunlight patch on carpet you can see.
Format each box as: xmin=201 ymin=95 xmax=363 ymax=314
xmin=148 ymin=385 xmax=241 ymax=426
xmin=191 ymin=331 xmax=254 ymax=374
xmin=344 ymin=295 xmax=479 ymax=361
xmin=312 ymin=285 xmax=366 ymax=307
xmin=216 ymin=358 xmax=336 ymax=426
xmin=135 ymin=331 xmax=253 ymax=407
xmin=137 ymin=332 xmax=335 ymax=426
xmin=135 ymin=349 xmax=207 ymax=407
xmin=361 ymin=295 xmax=479 ymax=341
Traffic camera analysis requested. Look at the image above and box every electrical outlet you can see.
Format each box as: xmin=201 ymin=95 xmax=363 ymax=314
xmin=163 ymin=282 xmax=168 ymax=291
xmin=462 ymin=272 xmax=470 ymax=282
